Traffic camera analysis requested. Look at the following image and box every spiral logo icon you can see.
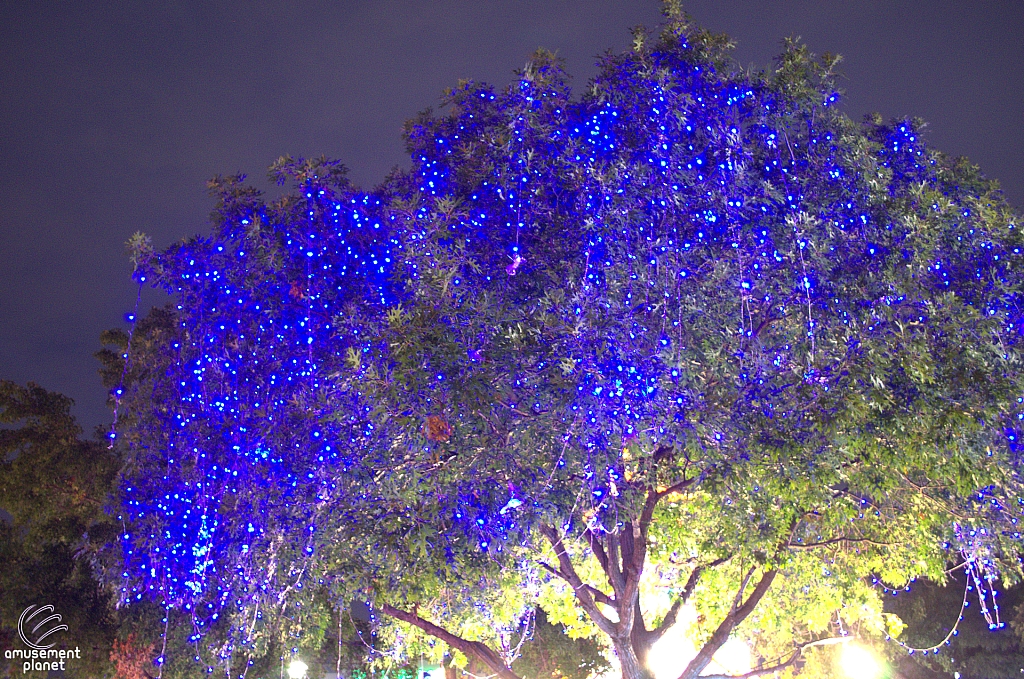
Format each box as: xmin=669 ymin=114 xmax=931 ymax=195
xmin=17 ymin=605 xmax=68 ymax=650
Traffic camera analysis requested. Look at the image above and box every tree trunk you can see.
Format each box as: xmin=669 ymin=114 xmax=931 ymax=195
xmin=614 ymin=637 xmax=652 ymax=679
xmin=626 ymin=639 xmax=651 ymax=675
xmin=629 ymin=599 xmax=654 ymax=671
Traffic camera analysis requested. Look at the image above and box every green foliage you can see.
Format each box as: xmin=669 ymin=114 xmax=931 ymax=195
xmin=109 ymin=7 xmax=1024 ymax=679
xmin=888 ymin=573 xmax=1024 ymax=679
xmin=512 ymin=610 xmax=610 ymax=679
xmin=0 ymin=381 xmax=119 ymax=678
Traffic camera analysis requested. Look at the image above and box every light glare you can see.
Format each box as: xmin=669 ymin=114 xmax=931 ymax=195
xmin=287 ymin=660 xmax=308 ymax=679
xmin=839 ymin=644 xmax=881 ymax=679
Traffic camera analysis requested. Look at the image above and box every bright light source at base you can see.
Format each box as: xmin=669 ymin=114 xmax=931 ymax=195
xmin=645 ymin=603 xmax=699 ymax=679
xmin=839 ymin=644 xmax=881 ymax=679
xmin=287 ymin=660 xmax=308 ymax=679
xmin=714 ymin=638 xmax=752 ymax=673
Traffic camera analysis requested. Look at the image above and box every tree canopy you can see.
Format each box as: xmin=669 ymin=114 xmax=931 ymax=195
xmin=112 ymin=7 xmax=1024 ymax=679
xmin=0 ymin=381 xmax=120 ymax=677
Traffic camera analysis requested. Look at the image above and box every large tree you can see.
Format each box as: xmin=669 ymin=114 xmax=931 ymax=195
xmin=111 ymin=7 xmax=1024 ymax=679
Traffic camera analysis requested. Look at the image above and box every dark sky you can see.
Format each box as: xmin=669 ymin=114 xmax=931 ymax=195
xmin=1 ymin=1 xmax=1021 ymax=433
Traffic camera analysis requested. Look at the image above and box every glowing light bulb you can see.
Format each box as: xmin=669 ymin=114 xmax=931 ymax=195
xmin=287 ymin=660 xmax=308 ymax=679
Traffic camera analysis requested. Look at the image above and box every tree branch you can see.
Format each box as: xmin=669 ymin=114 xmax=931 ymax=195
xmin=787 ymin=535 xmax=893 ymax=550
xmin=607 ymin=531 xmax=626 ymax=597
xmin=618 ymin=521 xmax=647 ymax=639
xmin=657 ymin=475 xmax=697 ymax=500
xmin=734 ymin=569 xmax=776 ymax=620
xmin=697 ymin=650 xmax=800 ymax=679
xmin=381 ymin=603 xmax=521 ymax=679
xmin=630 ymin=474 xmax=696 ymax=564
xmin=539 ymin=524 xmax=619 ymax=637
xmin=731 ymin=566 xmax=757 ymax=613
xmin=648 ymin=558 xmax=728 ymax=644
xmin=676 ymin=569 xmax=778 ymax=679
xmin=638 ymin=489 xmax=661 ymax=538
xmin=40 ymin=482 xmax=104 ymax=507
xmin=537 ymin=561 xmax=616 ymax=608
xmin=583 ymin=526 xmax=611 ymax=577
xmin=697 ymin=637 xmax=852 ymax=679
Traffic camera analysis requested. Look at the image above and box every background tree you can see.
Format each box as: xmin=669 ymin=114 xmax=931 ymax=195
xmin=0 ymin=380 xmax=204 ymax=679
xmin=512 ymin=609 xmax=610 ymax=679
xmin=0 ymin=381 xmax=119 ymax=678
xmin=111 ymin=6 xmax=1024 ymax=679
xmin=887 ymin=572 xmax=1024 ymax=679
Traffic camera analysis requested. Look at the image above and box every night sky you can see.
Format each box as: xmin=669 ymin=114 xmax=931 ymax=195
xmin=1 ymin=1 xmax=1021 ymax=433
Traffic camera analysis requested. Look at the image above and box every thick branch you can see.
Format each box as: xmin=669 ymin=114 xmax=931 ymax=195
xmin=648 ymin=558 xmax=728 ymax=644
xmin=583 ymin=526 xmax=612 ymax=577
xmin=539 ymin=524 xmax=618 ymax=637
xmin=676 ymin=570 xmax=778 ymax=679
xmin=381 ymin=603 xmax=521 ymax=679
xmin=619 ymin=521 xmax=646 ymax=593
xmin=537 ymin=561 xmax=616 ymax=607
xmin=617 ymin=521 xmax=646 ymax=638
xmin=645 ymin=446 xmax=696 ymax=530
xmin=607 ymin=532 xmax=626 ymax=597
xmin=656 ymin=476 xmax=697 ymax=500
xmin=745 ymin=313 xmax=779 ymax=344
xmin=638 ymin=489 xmax=660 ymax=542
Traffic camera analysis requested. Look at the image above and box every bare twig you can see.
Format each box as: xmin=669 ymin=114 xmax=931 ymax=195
xmin=788 ymin=535 xmax=893 ymax=550
xmin=698 ymin=637 xmax=852 ymax=679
